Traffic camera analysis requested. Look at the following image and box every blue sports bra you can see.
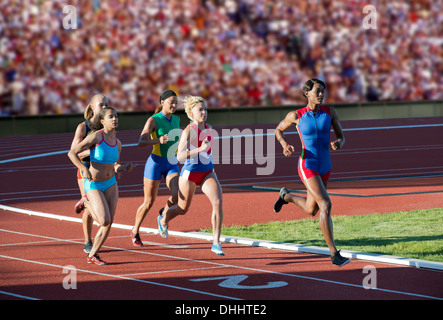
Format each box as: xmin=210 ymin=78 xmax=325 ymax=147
xmin=90 ymin=130 xmax=119 ymax=165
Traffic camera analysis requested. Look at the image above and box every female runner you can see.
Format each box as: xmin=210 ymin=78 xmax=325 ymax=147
xmin=70 ymin=94 xmax=108 ymax=253
xmin=131 ymin=90 xmax=180 ymax=246
xmin=158 ymin=95 xmax=225 ymax=256
xmin=274 ymin=78 xmax=350 ymax=267
xmin=68 ymin=106 xmax=133 ymax=265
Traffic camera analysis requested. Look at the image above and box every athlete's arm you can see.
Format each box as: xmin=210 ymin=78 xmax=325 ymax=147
xmin=71 ymin=122 xmax=89 ymax=160
xmin=137 ymin=117 xmax=167 ymax=148
xmin=330 ymin=107 xmax=345 ymax=150
xmin=114 ymin=139 xmax=133 ymax=175
xmin=68 ymin=131 xmax=102 ymax=180
xmin=275 ymin=111 xmax=297 ymax=157
xmin=176 ymin=125 xmax=208 ymax=162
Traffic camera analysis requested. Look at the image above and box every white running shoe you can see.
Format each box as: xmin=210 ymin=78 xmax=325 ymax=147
xmin=157 ymin=215 xmax=168 ymax=239
xmin=211 ymin=243 xmax=225 ymax=256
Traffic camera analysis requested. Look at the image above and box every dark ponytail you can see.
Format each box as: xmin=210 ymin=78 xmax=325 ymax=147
xmin=154 ymin=105 xmax=162 ymax=114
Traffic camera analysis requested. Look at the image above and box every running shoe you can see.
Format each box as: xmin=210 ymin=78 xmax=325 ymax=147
xmin=331 ymin=250 xmax=350 ymax=267
xmin=211 ymin=243 xmax=225 ymax=256
xmin=75 ymin=196 xmax=88 ymax=214
xmin=87 ymin=254 xmax=107 ymax=265
xmin=83 ymin=240 xmax=93 ymax=253
xmin=157 ymin=215 xmax=168 ymax=239
xmin=273 ymin=187 xmax=289 ymax=213
xmin=131 ymin=232 xmax=144 ymax=247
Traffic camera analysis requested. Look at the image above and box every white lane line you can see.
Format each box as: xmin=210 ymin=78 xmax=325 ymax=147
xmin=120 ymin=266 xmax=230 ymax=277
xmin=0 ymin=229 xmax=187 ymax=249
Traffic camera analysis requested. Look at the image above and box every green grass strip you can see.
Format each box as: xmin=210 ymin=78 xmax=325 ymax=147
xmin=204 ymin=208 xmax=443 ymax=263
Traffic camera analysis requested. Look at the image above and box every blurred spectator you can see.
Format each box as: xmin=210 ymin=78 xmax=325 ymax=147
xmin=0 ymin=0 xmax=442 ymax=116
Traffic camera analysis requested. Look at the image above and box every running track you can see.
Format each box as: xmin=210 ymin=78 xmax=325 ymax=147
xmin=1 ymin=117 xmax=443 ymax=305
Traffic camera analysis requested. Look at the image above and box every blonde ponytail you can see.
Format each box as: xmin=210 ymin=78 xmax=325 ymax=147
xmin=84 ymin=94 xmax=107 ymax=120
xmin=84 ymin=104 xmax=94 ymax=120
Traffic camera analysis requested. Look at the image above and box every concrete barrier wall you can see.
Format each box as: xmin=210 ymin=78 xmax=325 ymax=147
xmin=1 ymin=100 xmax=442 ymax=137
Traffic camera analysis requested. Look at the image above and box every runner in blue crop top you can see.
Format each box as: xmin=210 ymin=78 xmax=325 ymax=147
xmin=68 ymin=107 xmax=133 ymax=265
xmin=70 ymin=94 xmax=109 ymax=255
xmin=83 ymin=129 xmax=120 ymax=193
xmin=90 ymin=130 xmax=120 ymax=165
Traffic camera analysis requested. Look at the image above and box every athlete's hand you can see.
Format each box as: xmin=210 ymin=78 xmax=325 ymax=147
xmin=330 ymin=139 xmax=343 ymax=150
xmin=125 ymin=162 xmax=134 ymax=173
xmin=83 ymin=168 xmax=93 ymax=181
xmin=200 ymin=138 xmax=211 ymax=153
xmin=159 ymin=134 xmax=168 ymax=144
xmin=283 ymin=144 xmax=295 ymax=157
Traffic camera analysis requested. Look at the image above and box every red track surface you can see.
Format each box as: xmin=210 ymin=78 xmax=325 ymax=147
xmin=1 ymin=117 xmax=443 ymax=304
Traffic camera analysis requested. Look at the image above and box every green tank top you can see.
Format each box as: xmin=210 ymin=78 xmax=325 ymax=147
xmin=150 ymin=112 xmax=180 ymax=158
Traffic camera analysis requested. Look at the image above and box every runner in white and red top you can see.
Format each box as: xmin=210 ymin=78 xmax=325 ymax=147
xmin=157 ymin=96 xmax=225 ymax=256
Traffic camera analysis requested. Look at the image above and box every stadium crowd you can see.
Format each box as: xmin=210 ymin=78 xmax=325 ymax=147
xmin=0 ymin=0 xmax=442 ymax=116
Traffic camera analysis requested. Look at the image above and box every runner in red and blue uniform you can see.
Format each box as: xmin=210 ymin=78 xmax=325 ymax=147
xmin=158 ymin=95 xmax=225 ymax=256
xmin=274 ymin=78 xmax=350 ymax=267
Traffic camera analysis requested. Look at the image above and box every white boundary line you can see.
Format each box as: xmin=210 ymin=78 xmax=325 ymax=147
xmin=1 ymin=203 xmax=443 ymax=272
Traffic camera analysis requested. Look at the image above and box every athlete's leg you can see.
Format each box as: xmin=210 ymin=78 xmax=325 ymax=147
xmin=302 ymin=176 xmax=337 ymax=257
xmin=133 ymin=178 xmax=160 ymax=234
xmin=85 ymin=187 xmax=114 ymax=258
xmin=283 ymin=191 xmax=319 ymax=216
xmin=78 ymin=179 xmax=93 ymax=245
xmin=201 ymin=172 xmax=223 ymax=246
xmin=160 ymin=177 xmax=196 ymax=228
xmin=164 ymin=172 xmax=179 ymax=213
